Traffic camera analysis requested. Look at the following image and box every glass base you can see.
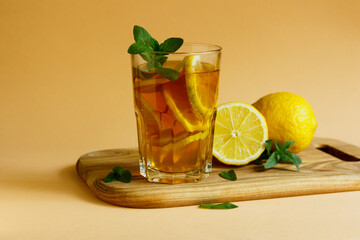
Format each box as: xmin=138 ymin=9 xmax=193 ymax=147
xmin=139 ymin=158 xmax=211 ymax=184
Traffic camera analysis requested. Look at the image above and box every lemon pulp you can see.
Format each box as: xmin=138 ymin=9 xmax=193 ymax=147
xmin=213 ymin=102 xmax=268 ymax=165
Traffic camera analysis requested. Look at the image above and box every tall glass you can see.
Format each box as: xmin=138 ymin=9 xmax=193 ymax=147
xmin=131 ymin=43 xmax=221 ymax=183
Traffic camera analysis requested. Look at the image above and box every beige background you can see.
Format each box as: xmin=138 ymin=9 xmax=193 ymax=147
xmin=1 ymin=0 xmax=360 ymax=239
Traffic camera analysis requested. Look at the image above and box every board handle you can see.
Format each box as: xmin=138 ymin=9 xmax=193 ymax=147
xmin=312 ymin=138 xmax=360 ymax=162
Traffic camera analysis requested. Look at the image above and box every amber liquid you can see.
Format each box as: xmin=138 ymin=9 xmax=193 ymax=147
xmin=133 ymin=61 xmax=219 ymax=174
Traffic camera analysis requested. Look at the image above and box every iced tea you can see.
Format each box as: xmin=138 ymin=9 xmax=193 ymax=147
xmin=132 ymin=45 xmax=221 ymax=183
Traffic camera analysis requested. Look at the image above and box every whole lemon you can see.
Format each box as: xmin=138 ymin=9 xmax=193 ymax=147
xmin=253 ymin=92 xmax=317 ymax=153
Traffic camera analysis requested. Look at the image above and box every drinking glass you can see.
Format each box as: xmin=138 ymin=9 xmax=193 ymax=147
xmin=131 ymin=43 xmax=221 ymax=183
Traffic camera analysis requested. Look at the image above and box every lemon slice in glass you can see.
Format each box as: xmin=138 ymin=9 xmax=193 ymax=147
xmin=134 ymin=91 xmax=161 ymax=135
xmin=213 ymin=102 xmax=268 ymax=165
xmin=185 ymin=56 xmax=219 ymax=118
xmin=160 ymin=131 xmax=208 ymax=153
xmin=162 ymin=74 xmax=205 ymax=132
xmin=149 ymin=130 xmax=190 ymax=146
xmin=161 ymin=57 xmax=218 ymax=132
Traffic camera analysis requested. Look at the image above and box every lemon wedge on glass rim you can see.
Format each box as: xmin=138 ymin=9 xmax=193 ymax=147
xmin=213 ymin=102 xmax=268 ymax=165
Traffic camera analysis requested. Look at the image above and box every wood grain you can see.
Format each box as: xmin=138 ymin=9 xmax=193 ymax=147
xmin=76 ymin=138 xmax=360 ymax=208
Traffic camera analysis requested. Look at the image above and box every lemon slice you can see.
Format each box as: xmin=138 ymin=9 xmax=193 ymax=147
xmin=184 ymin=56 xmax=219 ymax=118
xmin=213 ymin=102 xmax=268 ymax=165
xmin=134 ymin=78 xmax=169 ymax=93
xmin=161 ymin=57 xmax=218 ymax=132
xmin=162 ymin=74 xmax=205 ymax=132
xmin=134 ymin=78 xmax=169 ymax=89
xmin=134 ymin=91 xmax=161 ymax=135
xmin=149 ymin=130 xmax=190 ymax=146
xmin=184 ymin=55 xmax=203 ymax=72
xmin=160 ymin=131 xmax=208 ymax=153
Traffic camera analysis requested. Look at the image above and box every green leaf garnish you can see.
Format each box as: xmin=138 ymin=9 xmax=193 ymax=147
xmin=159 ymin=38 xmax=184 ymax=52
xmin=113 ymin=166 xmax=124 ymax=175
xmin=219 ymin=169 xmax=237 ymax=181
xmin=104 ymin=172 xmax=116 ymax=183
xmin=281 ymin=141 xmax=295 ymax=150
xmin=127 ymin=42 xmax=152 ymax=54
xmin=145 ymin=54 xmax=168 ymax=70
xmin=264 ymin=152 xmax=277 ymax=169
xmin=199 ymin=202 xmax=238 ymax=209
xmin=104 ymin=166 xmax=132 ymax=183
xmin=155 ymin=67 xmax=180 ymax=81
xmin=254 ymin=140 xmax=302 ymax=171
xmin=288 ymin=157 xmax=300 ymax=171
xmin=265 ymin=139 xmax=272 ymax=156
xmin=128 ymin=25 xmax=184 ymax=81
xmin=133 ymin=25 xmax=159 ymax=50
xmin=274 ymin=141 xmax=281 ymax=151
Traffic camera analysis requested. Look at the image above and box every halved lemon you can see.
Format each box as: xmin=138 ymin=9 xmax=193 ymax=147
xmin=213 ymin=102 xmax=268 ymax=165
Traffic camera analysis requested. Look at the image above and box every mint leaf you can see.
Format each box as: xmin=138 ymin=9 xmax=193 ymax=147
xmin=117 ymin=170 xmax=132 ymax=183
xmin=282 ymin=141 xmax=295 ymax=150
xmin=128 ymin=25 xmax=184 ymax=81
xmin=159 ymin=38 xmax=184 ymax=52
xmin=153 ymin=38 xmax=160 ymax=51
xmin=133 ymin=25 xmax=158 ymax=50
xmin=275 ymin=141 xmax=281 ymax=151
xmin=104 ymin=172 xmax=116 ymax=183
xmin=291 ymin=152 xmax=302 ymax=164
xmin=146 ymin=53 xmax=168 ymax=70
xmin=289 ymin=158 xmax=300 ymax=171
xmin=128 ymin=42 xmax=152 ymax=54
xmin=113 ymin=166 xmax=124 ymax=175
xmin=155 ymin=67 xmax=180 ymax=81
xmin=252 ymin=139 xmax=303 ymax=171
xmin=220 ymin=169 xmax=237 ymax=181
xmin=281 ymin=150 xmax=301 ymax=171
xmin=199 ymin=202 xmax=238 ymax=209
xmin=264 ymin=152 xmax=278 ymax=169
xmin=285 ymin=150 xmax=302 ymax=164
xmin=104 ymin=166 xmax=132 ymax=183
xmin=133 ymin=25 xmax=150 ymax=43
xmin=257 ymin=139 xmax=302 ymax=171
xmin=279 ymin=150 xmax=292 ymax=162
xmin=157 ymin=56 xmax=168 ymax=65
xmin=265 ymin=139 xmax=273 ymax=156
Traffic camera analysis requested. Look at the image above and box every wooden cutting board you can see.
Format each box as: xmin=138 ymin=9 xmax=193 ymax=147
xmin=76 ymin=138 xmax=360 ymax=208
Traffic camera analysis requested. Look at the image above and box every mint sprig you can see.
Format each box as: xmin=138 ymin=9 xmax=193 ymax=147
xmin=199 ymin=202 xmax=238 ymax=209
xmin=219 ymin=169 xmax=237 ymax=181
xmin=127 ymin=25 xmax=184 ymax=81
xmin=254 ymin=140 xmax=302 ymax=171
xmin=159 ymin=38 xmax=184 ymax=52
xmin=104 ymin=166 xmax=132 ymax=183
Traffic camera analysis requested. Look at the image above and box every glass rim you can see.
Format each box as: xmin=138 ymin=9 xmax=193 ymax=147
xmin=131 ymin=42 xmax=222 ymax=56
